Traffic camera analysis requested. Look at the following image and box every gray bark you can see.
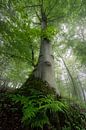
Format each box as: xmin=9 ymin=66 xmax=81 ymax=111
xmin=33 ymin=9 xmax=60 ymax=96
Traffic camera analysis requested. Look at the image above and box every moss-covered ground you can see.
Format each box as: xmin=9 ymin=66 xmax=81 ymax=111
xmin=0 ymin=78 xmax=86 ymax=130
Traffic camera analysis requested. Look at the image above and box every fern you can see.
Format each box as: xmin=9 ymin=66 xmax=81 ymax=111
xmin=31 ymin=112 xmax=50 ymax=128
xmin=10 ymin=93 xmax=68 ymax=129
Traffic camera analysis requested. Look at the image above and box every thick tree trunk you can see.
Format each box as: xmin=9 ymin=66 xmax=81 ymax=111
xmin=33 ymin=11 xmax=60 ymax=96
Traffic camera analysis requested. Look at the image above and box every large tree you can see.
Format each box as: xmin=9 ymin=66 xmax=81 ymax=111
xmin=26 ymin=0 xmax=85 ymax=96
xmin=0 ymin=0 xmax=86 ymax=96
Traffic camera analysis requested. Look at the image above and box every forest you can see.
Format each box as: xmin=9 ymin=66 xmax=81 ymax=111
xmin=0 ymin=0 xmax=86 ymax=130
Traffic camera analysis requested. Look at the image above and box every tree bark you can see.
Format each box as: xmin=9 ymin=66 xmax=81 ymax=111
xmin=33 ymin=7 xmax=60 ymax=96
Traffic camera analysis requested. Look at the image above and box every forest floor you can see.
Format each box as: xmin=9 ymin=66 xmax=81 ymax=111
xmin=0 ymin=78 xmax=86 ymax=130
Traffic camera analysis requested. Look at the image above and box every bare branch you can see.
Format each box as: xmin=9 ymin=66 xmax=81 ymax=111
xmin=32 ymin=21 xmax=40 ymax=25
xmin=23 ymin=4 xmax=41 ymax=9
xmin=1 ymin=50 xmax=31 ymax=63
xmin=48 ymin=15 xmax=65 ymax=23
xmin=34 ymin=8 xmax=41 ymax=21
xmin=46 ymin=0 xmax=58 ymax=17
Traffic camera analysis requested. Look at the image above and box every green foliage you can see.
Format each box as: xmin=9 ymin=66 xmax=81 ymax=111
xmin=0 ymin=91 xmax=86 ymax=130
xmin=0 ymin=0 xmax=86 ymax=109
xmin=10 ymin=92 xmax=67 ymax=129
xmin=0 ymin=0 xmax=86 ymax=129
xmin=42 ymin=26 xmax=58 ymax=39
xmin=63 ymin=103 xmax=86 ymax=130
xmin=62 ymin=126 xmax=71 ymax=130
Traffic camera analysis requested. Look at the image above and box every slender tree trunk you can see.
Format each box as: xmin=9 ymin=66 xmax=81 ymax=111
xmin=58 ymin=54 xmax=85 ymax=101
xmin=33 ymin=5 xmax=60 ymax=96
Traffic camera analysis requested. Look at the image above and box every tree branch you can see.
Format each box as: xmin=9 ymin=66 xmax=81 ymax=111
xmin=23 ymin=4 xmax=41 ymax=9
xmin=34 ymin=8 xmax=41 ymax=22
xmin=46 ymin=0 xmax=58 ymax=17
xmin=31 ymin=45 xmax=35 ymax=67
xmin=48 ymin=15 xmax=65 ymax=23
xmin=1 ymin=50 xmax=31 ymax=63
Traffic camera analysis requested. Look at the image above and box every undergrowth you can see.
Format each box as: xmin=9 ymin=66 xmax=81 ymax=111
xmin=0 ymin=78 xmax=86 ymax=130
xmin=9 ymin=92 xmax=67 ymax=129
